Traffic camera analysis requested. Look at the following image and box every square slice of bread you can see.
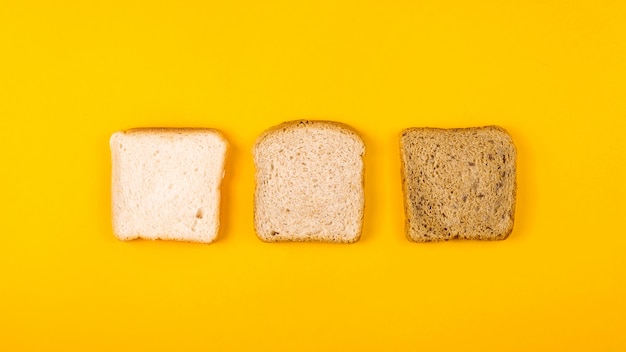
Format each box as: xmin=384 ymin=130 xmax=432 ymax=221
xmin=253 ymin=120 xmax=365 ymax=243
xmin=110 ymin=128 xmax=227 ymax=243
xmin=400 ymin=126 xmax=516 ymax=242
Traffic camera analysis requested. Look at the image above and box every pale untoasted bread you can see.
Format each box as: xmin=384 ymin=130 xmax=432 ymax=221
xmin=400 ymin=126 xmax=516 ymax=242
xmin=253 ymin=120 xmax=365 ymax=243
xmin=110 ymin=128 xmax=227 ymax=243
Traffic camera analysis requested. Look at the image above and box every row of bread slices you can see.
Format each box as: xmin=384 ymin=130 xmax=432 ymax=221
xmin=110 ymin=120 xmax=517 ymax=243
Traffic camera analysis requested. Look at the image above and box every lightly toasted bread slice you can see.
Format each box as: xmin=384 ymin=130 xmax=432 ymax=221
xmin=253 ymin=120 xmax=365 ymax=243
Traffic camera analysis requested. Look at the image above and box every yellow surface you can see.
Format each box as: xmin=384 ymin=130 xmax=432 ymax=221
xmin=1 ymin=0 xmax=625 ymax=350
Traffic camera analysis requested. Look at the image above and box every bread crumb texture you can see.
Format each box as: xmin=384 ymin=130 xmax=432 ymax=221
xmin=400 ymin=126 xmax=516 ymax=242
xmin=253 ymin=120 xmax=365 ymax=243
xmin=110 ymin=128 xmax=227 ymax=243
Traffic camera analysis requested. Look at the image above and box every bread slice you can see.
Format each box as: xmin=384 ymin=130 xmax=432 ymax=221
xmin=400 ymin=126 xmax=516 ymax=242
xmin=253 ymin=120 xmax=365 ymax=243
xmin=110 ymin=128 xmax=227 ymax=243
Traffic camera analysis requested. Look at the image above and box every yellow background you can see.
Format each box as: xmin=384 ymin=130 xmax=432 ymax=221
xmin=1 ymin=0 xmax=625 ymax=350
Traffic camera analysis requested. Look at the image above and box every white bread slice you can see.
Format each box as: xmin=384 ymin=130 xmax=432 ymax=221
xmin=110 ymin=128 xmax=227 ymax=243
xmin=253 ymin=120 xmax=365 ymax=243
